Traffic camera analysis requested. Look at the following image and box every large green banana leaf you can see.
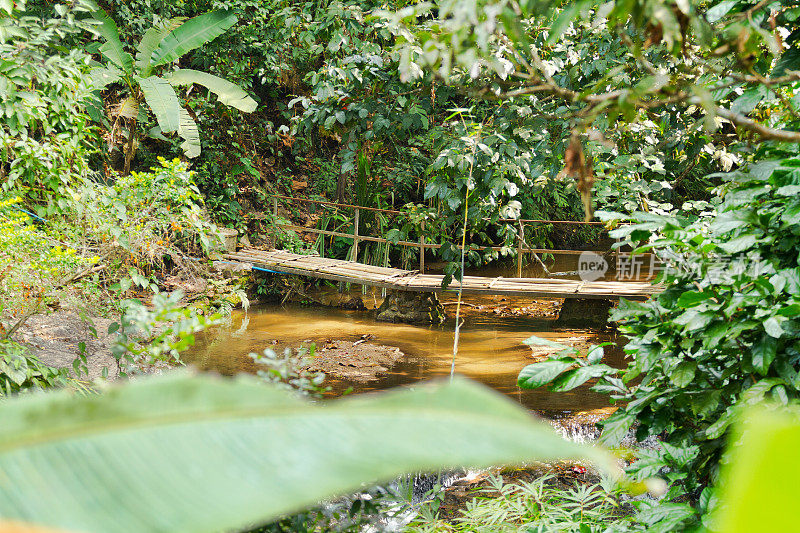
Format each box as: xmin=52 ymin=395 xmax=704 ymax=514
xmin=138 ymin=76 xmax=180 ymax=133
xmin=135 ymin=17 xmax=187 ymax=75
xmin=178 ymin=107 xmax=201 ymax=158
xmin=0 ymin=374 xmax=612 ymax=533
xmin=90 ymin=66 xmax=123 ymax=89
xmin=92 ymin=10 xmax=133 ymax=73
xmin=167 ymin=69 xmax=257 ymax=112
xmin=150 ymin=10 xmax=237 ymax=67
xmin=715 ymin=406 xmax=800 ymax=532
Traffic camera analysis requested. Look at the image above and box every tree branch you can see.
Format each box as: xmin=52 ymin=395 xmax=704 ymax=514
xmin=715 ymin=107 xmax=800 ymax=142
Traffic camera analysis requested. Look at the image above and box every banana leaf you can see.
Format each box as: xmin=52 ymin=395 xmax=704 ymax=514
xmin=0 ymin=373 xmax=613 ymax=533
xmin=166 ymin=69 xmax=256 ymax=113
xmin=150 ymin=10 xmax=237 ymax=67
xmin=138 ymin=76 xmax=181 ymax=133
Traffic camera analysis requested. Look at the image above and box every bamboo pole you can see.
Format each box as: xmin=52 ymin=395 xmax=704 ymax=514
xmin=419 ymin=220 xmax=425 ymax=274
xmin=517 ymin=221 xmax=524 ymax=278
xmin=352 ymin=207 xmax=360 ymax=263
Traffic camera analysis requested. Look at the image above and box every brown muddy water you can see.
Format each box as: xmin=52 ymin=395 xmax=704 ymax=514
xmin=184 ymin=253 xmax=640 ymax=426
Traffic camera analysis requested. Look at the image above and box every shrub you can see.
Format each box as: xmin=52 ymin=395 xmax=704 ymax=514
xmin=518 ymin=156 xmax=800 ymax=512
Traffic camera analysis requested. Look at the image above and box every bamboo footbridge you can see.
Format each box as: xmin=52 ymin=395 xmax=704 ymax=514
xmin=225 ymin=195 xmax=661 ymax=300
xmin=226 ymin=249 xmax=659 ymax=300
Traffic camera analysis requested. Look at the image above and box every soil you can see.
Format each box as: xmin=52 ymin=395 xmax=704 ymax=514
xmin=13 ymin=312 xmax=119 ymax=380
xmin=304 ymin=338 xmax=405 ymax=382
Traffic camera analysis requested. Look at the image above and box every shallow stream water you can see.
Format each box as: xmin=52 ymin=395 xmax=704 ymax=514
xmin=184 ymin=254 xmax=639 ymax=426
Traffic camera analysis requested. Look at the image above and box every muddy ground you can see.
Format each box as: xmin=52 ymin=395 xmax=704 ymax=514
xmin=13 ymin=312 xmax=119 ymax=380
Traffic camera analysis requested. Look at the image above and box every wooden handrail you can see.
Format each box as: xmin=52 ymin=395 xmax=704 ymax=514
xmin=274 ymin=223 xmax=635 ymax=256
xmin=270 ymin=194 xmax=609 ymax=225
xmin=268 ymin=194 xmax=630 ymax=274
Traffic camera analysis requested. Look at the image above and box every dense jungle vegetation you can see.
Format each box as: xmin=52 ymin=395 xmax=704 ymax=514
xmin=1 ymin=0 xmax=799 ymax=530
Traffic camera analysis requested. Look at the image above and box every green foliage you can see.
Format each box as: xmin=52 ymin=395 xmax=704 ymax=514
xmin=0 ymin=339 xmax=69 ymax=396
xmin=112 ymin=290 xmax=223 ymax=375
xmin=0 ymin=194 xmax=103 ymax=324
xmin=91 ymin=7 xmax=255 ymax=163
xmin=715 ymin=405 xmax=800 ymax=533
xmin=409 ymin=474 xmax=637 ymax=532
xmin=0 ymin=1 xmax=99 ymax=213
xmin=250 ymin=344 xmax=328 ymax=398
xmin=0 ymin=374 xmax=611 ymax=532
xmin=518 ymin=156 xmax=800 ymax=520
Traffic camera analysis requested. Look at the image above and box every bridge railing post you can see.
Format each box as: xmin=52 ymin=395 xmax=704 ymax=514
xmin=419 ymin=220 xmax=425 ymax=274
xmin=517 ymin=221 xmax=524 ymax=278
xmin=352 ymin=207 xmax=360 ymax=263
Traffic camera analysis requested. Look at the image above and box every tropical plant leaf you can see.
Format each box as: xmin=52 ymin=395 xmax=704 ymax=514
xmin=113 ymin=96 xmax=139 ymax=120
xmin=90 ymin=66 xmax=123 ymax=89
xmin=0 ymin=374 xmax=612 ymax=533
xmin=166 ymin=69 xmax=257 ymax=112
xmin=518 ymin=359 xmax=575 ymax=389
xmin=715 ymin=406 xmax=800 ymax=532
xmin=92 ymin=10 xmax=133 ymax=73
xmin=138 ymin=76 xmax=180 ymax=133
xmin=178 ymin=107 xmax=201 ymax=158
xmin=135 ymin=17 xmax=187 ymax=74
xmin=150 ymin=10 xmax=237 ymax=67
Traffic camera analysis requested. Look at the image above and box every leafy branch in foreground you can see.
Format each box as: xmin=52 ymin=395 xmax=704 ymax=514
xmin=0 ymin=374 xmax=613 ymax=533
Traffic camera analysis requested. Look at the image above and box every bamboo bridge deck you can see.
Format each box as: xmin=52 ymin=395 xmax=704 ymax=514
xmin=225 ymin=249 xmax=660 ymax=300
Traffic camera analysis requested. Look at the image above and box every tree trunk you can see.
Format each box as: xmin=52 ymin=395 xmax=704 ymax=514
xmin=123 ymin=120 xmax=137 ymax=176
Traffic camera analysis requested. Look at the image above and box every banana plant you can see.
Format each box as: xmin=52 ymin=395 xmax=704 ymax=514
xmin=91 ymin=9 xmax=256 ymax=173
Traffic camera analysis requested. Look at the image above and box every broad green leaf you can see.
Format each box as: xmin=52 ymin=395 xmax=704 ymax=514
xmin=178 ymin=107 xmax=200 ymax=158
xmin=518 ymin=359 xmax=574 ymax=389
xmin=150 ymin=10 xmax=237 ymax=67
xmin=741 ymin=378 xmax=784 ymax=405
xmin=0 ymin=374 xmax=612 ymax=533
xmin=670 ymin=361 xmax=697 ymax=387
xmin=92 ymin=10 xmax=133 ymax=73
xmin=705 ymin=410 xmax=733 ymax=439
xmin=166 ymin=69 xmax=256 ymax=112
xmin=730 ymin=87 xmax=766 ymax=115
xmin=751 ymin=334 xmax=778 ymax=375
xmin=716 ymin=407 xmax=800 ymax=532
xmin=138 ymin=76 xmax=180 ymax=133
xmin=690 ymin=389 xmax=721 ymax=417
xmin=550 ymin=365 xmax=616 ymax=392
xmin=718 ymin=235 xmax=758 ymax=254
xmin=764 ymin=316 xmax=786 ymax=338
xmin=547 ymin=3 xmax=580 ymax=44
xmin=636 ymin=502 xmax=696 ymax=529
xmin=90 ymin=66 xmax=123 ymax=88
xmin=135 ymin=17 xmax=186 ymax=74
xmin=599 ymin=409 xmax=635 ymax=446
xmin=705 ymin=0 xmax=737 ymax=22
xmin=677 ymin=291 xmax=712 ymax=308
xmin=522 ymin=335 xmax=570 ymax=351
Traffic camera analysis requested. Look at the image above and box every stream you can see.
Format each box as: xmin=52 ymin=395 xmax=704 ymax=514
xmin=184 ymin=256 xmax=638 ymax=436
